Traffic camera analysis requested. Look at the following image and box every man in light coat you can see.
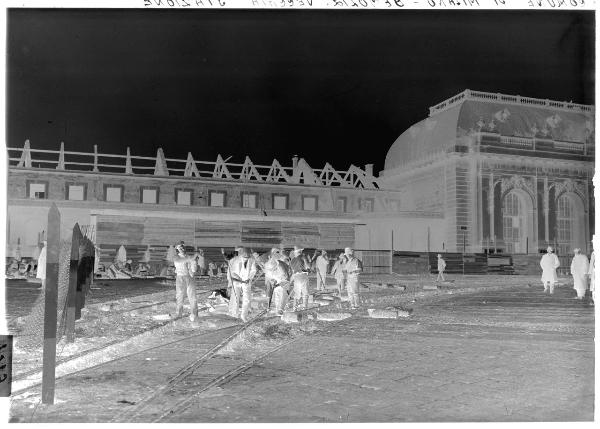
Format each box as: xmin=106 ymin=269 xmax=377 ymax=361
xmin=315 ymin=250 xmax=330 ymax=291
xmin=570 ymin=248 xmax=589 ymax=299
xmin=588 ymin=249 xmax=595 ymax=304
xmin=173 ymin=244 xmax=198 ymax=321
xmin=540 ymin=246 xmax=560 ymax=294
xmin=36 ymin=241 xmax=47 ymax=289
xmin=436 ymin=254 xmax=446 ymax=282
xmin=228 ymin=247 xmax=257 ymax=323
xmin=344 ymin=247 xmax=363 ymax=309
xmin=265 ymin=250 xmax=292 ymax=314
xmin=290 ymin=246 xmax=310 ymax=310
xmin=330 ymin=253 xmax=347 ymax=297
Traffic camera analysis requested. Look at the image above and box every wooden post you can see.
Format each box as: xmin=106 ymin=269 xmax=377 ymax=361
xmin=66 ymin=224 xmax=82 ymax=343
xmin=42 ymin=203 xmax=60 ymax=405
xmin=390 ymin=230 xmax=394 ymax=275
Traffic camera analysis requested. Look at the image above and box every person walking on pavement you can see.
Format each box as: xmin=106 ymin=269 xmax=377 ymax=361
xmin=540 ymin=246 xmax=560 ymax=294
xmin=588 ymin=249 xmax=595 ymax=304
xmin=330 ymin=253 xmax=347 ymax=297
xmin=344 ymin=247 xmax=363 ymax=309
xmin=315 ymin=250 xmax=330 ymax=291
xmin=290 ymin=246 xmax=310 ymax=311
xmin=570 ymin=248 xmax=589 ymax=300
xmin=173 ymin=244 xmax=199 ymax=321
xmin=436 ymin=254 xmax=446 ymax=282
xmin=228 ymin=247 xmax=257 ymax=323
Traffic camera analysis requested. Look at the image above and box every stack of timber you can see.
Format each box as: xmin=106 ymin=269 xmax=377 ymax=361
xmin=97 ymin=244 xmax=119 ymax=265
xmin=318 ymin=223 xmax=355 ymax=250
xmin=393 ymin=251 xmax=429 ymax=274
xmin=281 ymin=222 xmax=319 ymax=248
xmin=146 ymin=244 xmax=170 ymax=263
xmin=511 ymin=254 xmax=539 ymax=275
xmin=241 ymin=221 xmax=282 ymax=248
xmin=463 ymin=253 xmax=488 ymax=274
xmin=144 ymin=217 xmax=194 ymax=245
xmin=195 ymin=220 xmax=241 ymax=247
xmin=487 ymin=254 xmax=515 ymax=275
xmin=95 ymin=215 xmax=144 ymax=245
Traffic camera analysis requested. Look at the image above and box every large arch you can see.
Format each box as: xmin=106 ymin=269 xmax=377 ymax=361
xmin=501 ymin=188 xmax=535 ymax=254
xmin=555 ymin=191 xmax=586 ymax=255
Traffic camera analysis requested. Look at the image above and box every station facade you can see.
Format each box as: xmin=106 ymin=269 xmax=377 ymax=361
xmin=5 ymin=89 xmax=595 ymax=266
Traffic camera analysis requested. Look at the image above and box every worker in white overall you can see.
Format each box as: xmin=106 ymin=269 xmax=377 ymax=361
xmin=344 ymin=247 xmax=363 ymax=309
xmin=228 ymin=248 xmax=257 ymax=323
xmin=290 ymin=246 xmax=310 ymax=311
xmin=173 ymin=244 xmax=198 ymax=321
xmin=570 ymin=248 xmax=589 ymax=299
xmin=315 ymin=250 xmax=330 ymax=291
xmin=330 ymin=253 xmax=347 ymax=297
xmin=265 ymin=251 xmax=293 ymax=314
xmin=540 ymin=246 xmax=560 ymax=294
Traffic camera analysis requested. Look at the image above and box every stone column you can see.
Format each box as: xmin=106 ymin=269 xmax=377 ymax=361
xmin=488 ymin=173 xmax=495 ymax=244
xmin=543 ymin=177 xmax=549 ymax=246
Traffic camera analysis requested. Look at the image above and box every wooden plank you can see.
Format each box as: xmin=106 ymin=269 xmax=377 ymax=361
xmin=195 ymin=220 xmax=241 ymax=247
xmin=281 ymin=222 xmax=320 ymax=248
xmin=318 ymin=223 xmax=355 ymax=249
xmin=241 ymin=221 xmax=282 ymax=246
xmin=65 ymin=224 xmax=82 ymax=343
xmin=42 ymin=203 xmax=60 ymax=405
xmin=143 ymin=217 xmax=194 ymax=245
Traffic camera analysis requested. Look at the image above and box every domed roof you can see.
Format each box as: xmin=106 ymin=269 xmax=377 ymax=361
xmin=383 ymin=91 xmax=594 ymax=173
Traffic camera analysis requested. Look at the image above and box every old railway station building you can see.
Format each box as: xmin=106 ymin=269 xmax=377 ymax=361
xmin=6 ymin=90 xmax=595 ymax=271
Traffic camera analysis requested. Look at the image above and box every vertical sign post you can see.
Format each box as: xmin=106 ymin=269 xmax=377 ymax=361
xmin=66 ymin=224 xmax=82 ymax=342
xmin=42 ymin=203 xmax=60 ymax=404
xmin=460 ymin=226 xmax=468 ymax=276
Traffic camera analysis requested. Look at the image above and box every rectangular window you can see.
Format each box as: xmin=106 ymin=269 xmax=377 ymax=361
xmin=272 ymin=194 xmax=289 ymax=210
xmin=336 ymin=197 xmax=347 ymax=213
xmin=360 ymin=198 xmax=374 ymax=212
xmin=104 ymin=185 xmax=124 ymax=202
xmin=27 ymin=182 xmax=48 ymax=199
xmin=242 ymin=192 xmax=258 ymax=208
xmin=209 ymin=191 xmax=226 ymax=207
xmin=302 ymin=195 xmax=318 ymax=211
xmin=175 ymin=189 xmax=192 ymax=206
xmin=67 ymin=184 xmax=86 ymax=201
xmin=141 ymin=187 xmax=159 ymax=204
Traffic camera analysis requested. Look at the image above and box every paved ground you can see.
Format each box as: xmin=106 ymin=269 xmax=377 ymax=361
xmin=171 ymin=284 xmax=594 ymax=422
xmin=8 ymin=277 xmax=594 ymax=422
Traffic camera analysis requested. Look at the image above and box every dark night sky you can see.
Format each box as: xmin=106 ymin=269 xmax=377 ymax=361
xmin=6 ymin=9 xmax=595 ymax=174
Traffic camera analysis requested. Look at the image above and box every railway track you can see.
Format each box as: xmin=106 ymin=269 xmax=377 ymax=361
xmin=109 ymin=308 xmax=276 ymax=422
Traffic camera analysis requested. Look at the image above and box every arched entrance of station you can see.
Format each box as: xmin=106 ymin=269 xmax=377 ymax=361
xmin=556 ymin=192 xmax=586 ymax=255
xmin=501 ymin=189 xmax=534 ymax=254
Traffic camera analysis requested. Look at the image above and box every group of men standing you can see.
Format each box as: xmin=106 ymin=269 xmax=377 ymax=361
xmin=170 ymin=244 xmax=363 ymax=323
xmin=540 ymin=245 xmax=595 ymax=302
